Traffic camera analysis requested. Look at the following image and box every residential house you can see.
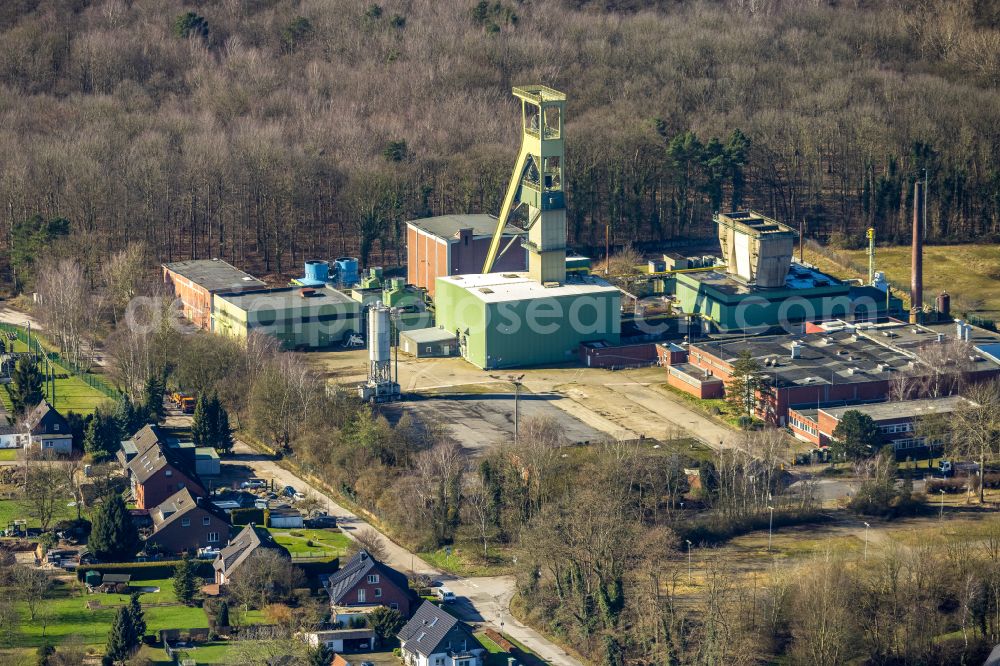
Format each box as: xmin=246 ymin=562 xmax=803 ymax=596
xmin=213 ymin=523 xmax=290 ymax=585
xmin=143 ymin=487 xmax=231 ymax=555
xmin=0 ymin=403 xmax=24 ymax=449
xmin=125 ymin=427 xmax=206 ymax=510
xmin=324 ymin=549 xmax=414 ymax=617
xmin=398 ymin=601 xmax=484 ymax=666
xmin=23 ymin=401 xmax=73 ymax=455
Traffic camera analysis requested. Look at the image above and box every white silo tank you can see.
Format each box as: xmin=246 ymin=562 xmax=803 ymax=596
xmin=368 ymin=304 xmax=391 ymax=363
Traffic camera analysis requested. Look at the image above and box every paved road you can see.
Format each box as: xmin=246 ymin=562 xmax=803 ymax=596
xmin=223 ymin=441 xmax=582 ymax=666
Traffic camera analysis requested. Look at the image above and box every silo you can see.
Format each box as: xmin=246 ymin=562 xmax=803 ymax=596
xmin=368 ymin=304 xmax=391 ymax=363
xmin=936 ymin=291 xmax=950 ymax=318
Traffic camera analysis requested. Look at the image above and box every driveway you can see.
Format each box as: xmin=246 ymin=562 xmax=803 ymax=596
xmin=222 ymin=441 xmax=582 ymax=666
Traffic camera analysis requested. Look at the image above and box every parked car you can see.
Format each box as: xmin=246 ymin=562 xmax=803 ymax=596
xmin=241 ymin=478 xmax=267 ymax=490
xmin=197 ymin=547 xmax=220 ymax=559
xmin=282 ymin=485 xmax=297 ymax=497
xmin=292 ymin=492 xmax=306 ymax=501
xmin=435 ymin=587 xmax=456 ymax=603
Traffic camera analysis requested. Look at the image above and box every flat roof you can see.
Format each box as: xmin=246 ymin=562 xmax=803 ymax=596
xmin=401 ymin=327 xmax=459 ymax=344
xmin=406 ymin=214 xmax=523 ymax=241
xmin=692 ymin=329 xmax=914 ymax=388
xmin=680 ymin=261 xmax=844 ymax=296
xmin=216 ymin=285 xmax=358 ymax=312
xmin=439 ymin=272 xmax=619 ymax=304
xmin=819 ymin=395 xmax=972 ymax=422
xmin=163 ymin=259 xmax=265 ymax=292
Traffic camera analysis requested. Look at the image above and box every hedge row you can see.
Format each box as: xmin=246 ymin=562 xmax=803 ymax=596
xmin=231 ymin=508 xmax=267 ymax=526
xmin=76 ymin=559 xmax=215 ymax=581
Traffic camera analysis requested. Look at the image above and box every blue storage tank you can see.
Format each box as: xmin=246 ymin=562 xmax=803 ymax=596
xmin=334 ymin=257 xmax=359 ymax=286
xmin=303 ymin=260 xmax=329 ymax=285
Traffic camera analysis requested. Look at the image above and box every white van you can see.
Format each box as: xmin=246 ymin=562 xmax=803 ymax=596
xmin=435 ymin=587 xmax=456 ymax=603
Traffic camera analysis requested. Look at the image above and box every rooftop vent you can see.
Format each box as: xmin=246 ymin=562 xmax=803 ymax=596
xmin=299 ymin=288 xmax=316 ymax=298
xmin=479 ymin=288 xmax=494 ymax=294
xmin=543 ymin=281 xmax=561 ymax=288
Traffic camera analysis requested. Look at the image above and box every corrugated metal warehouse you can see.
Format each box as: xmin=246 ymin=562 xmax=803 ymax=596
xmin=213 ymin=286 xmax=360 ymax=349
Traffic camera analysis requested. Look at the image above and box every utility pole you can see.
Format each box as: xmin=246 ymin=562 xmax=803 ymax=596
xmin=686 ymin=539 xmax=693 ymax=584
xmin=863 ymin=522 xmax=870 ymax=561
xmin=767 ymin=505 xmax=774 ymax=552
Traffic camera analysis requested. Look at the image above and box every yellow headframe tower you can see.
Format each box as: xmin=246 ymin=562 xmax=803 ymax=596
xmin=481 ymin=85 xmax=567 ymax=284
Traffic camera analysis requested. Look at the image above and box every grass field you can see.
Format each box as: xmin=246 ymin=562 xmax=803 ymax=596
xmin=0 ymin=497 xmax=77 ymax=530
xmin=0 ymin=336 xmax=110 ymax=416
xmin=803 ymin=243 xmax=1000 ymax=317
xmin=10 ymin=576 xmax=267 ymax=650
xmin=267 ymin=527 xmax=350 ymax=558
xmin=0 ymin=449 xmax=16 ymax=461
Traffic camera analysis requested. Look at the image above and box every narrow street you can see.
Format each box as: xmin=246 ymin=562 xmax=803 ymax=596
xmin=224 ymin=441 xmax=583 ymax=666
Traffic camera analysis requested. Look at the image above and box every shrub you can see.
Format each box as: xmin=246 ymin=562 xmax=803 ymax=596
xmin=230 ymin=508 xmax=265 ymax=526
xmin=306 ymin=540 xmax=314 ymax=548
xmin=926 ymin=478 xmax=967 ymax=494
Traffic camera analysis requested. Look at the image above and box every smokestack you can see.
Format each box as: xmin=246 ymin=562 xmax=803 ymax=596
xmin=910 ymin=180 xmax=925 ymax=323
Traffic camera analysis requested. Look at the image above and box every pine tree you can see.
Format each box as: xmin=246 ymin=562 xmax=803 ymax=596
xmin=141 ymin=374 xmax=164 ymax=424
xmin=173 ymin=557 xmax=198 ymax=605
xmin=212 ymin=396 xmax=233 ymax=453
xmin=90 ymin=494 xmax=141 ymax=562
xmin=84 ymin=410 xmax=121 ymax=462
xmin=191 ymin=394 xmax=211 ymax=447
xmin=113 ymin=394 xmax=140 ymax=437
xmin=726 ymin=350 xmax=763 ymax=420
xmin=217 ymin=600 xmax=230 ymax=628
xmin=105 ymin=604 xmax=139 ymax=665
xmin=11 ymin=356 xmax=43 ymax=415
xmin=832 ymin=410 xmax=881 ymax=462
xmin=127 ymin=593 xmax=146 ymax=641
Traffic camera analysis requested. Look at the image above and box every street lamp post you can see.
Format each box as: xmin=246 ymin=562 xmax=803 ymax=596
xmin=863 ymin=522 xmax=870 ymax=561
xmin=767 ymin=505 xmax=775 ymax=552
xmin=686 ymin=539 xmax=692 ymax=584
xmin=939 ymin=489 xmax=946 ymax=520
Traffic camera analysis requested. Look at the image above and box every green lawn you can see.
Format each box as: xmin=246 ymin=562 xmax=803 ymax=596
xmin=0 ymin=449 xmax=17 ymax=461
xmin=0 ymin=497 xmax=78 ymax=531
xmin=8 ymin=574 xmax=269 ymax=650
xmin=139 ymin=640 xmax=235 ymax=665
xmin=2 ymin=336 xmax=111 ymax=416
xmin=267 ymin=527 xmax=350 ymax=558
xmin=419 ymin=545 xmax=515 ymax=577
xmin=803 ymin=243 xmax=1000 ymax=317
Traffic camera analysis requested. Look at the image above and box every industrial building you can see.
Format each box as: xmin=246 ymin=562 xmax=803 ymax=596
xmin=674 ymin=319 xmax=1000 ymax=425
xmin=349 ymin=270 xmax=432 ymax=332
xmin=406 ymin=214 xmax=526 ymax=296
xmin=426 ymin=85 xmax=622 ymax=369
xmin=162 ymin=259 xmax=266 ymax=330
xmin=400 ymin=328 xmax=458 ymax=358
xmin=213 ymin=285 xmax=360 ymax=349
xmin=674 ymin=211 xmax=902 ymax=333
xmin=787 ymin=395 xmax=972 ymax=452
xmin=434 ymin=272 xmax=620 ymax=369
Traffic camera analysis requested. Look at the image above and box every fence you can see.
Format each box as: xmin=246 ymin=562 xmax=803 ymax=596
xmin=0 ymin=322 xmax=120 ymax=400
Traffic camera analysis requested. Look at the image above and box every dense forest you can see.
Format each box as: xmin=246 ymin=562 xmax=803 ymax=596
xmin=2 ymin=0 xmax=1000 ymax=285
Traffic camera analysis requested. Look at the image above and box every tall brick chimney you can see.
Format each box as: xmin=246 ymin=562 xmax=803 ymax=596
xmin=910 ymin=180 xmax=925 ymax=324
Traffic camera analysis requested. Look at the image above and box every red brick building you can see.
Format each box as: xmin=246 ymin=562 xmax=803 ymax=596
xmin=126 ymin=435 xmax=206 ymax=510
xmin=162 ymin=259 xmax=265 ymax=330
xmin=406 ymin=214 xmax=525 ymax=297
xmin=685 ymin=321 xmax=1000 ymax=425
xmin=787 ymin=395 xmax=971 ymax=451
xmin=324 ymin=550 xmax=414 ymax=616
xmin=144 ymin=488 xmax=231 ymax=555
